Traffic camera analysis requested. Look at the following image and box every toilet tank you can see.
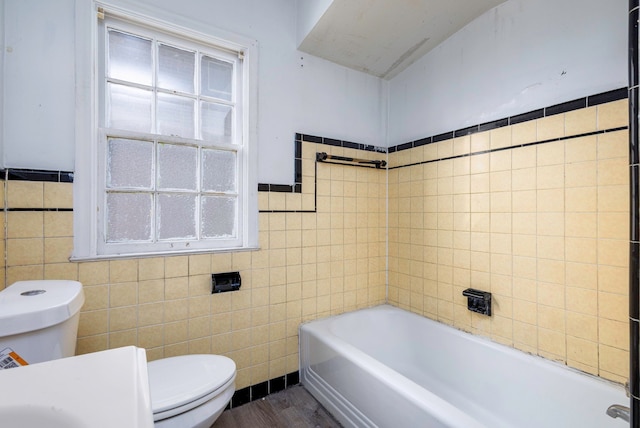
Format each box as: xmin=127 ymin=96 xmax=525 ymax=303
xmin=0 ymin=280 xmax=85 ymax=366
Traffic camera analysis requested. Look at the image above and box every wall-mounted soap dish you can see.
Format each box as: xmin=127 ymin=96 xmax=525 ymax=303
xmin=211 ymin=272 xmax=241 ymax=293
xmin=462 ymin=288 xmax=492 ymax=316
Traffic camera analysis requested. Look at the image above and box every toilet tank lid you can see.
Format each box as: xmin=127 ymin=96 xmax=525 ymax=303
xmin=0 ymin=280 xmax=85 ymax=336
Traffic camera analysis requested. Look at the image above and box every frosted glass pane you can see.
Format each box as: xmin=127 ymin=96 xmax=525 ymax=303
xmin=158 ymin=44 xmax=195 ymax=93
xmin=108 ymin=83 xmax=152 ymax=133
xmin=157 ymin=143 xmax=197 ymax=190
xmin=106 ymin=193 xmax=152 ymax=242
xmin=157 ymin=193 xmax=196 ymax=240
xmin=107 ymin=139 xmax=153 ymax=189
xmin=201 ymin=196 xmax=236 ymax=238
xmin=108 ymin=30 xmax=152 ymax=85
xmin=202 ymin=149 xmax=236 ymax=192
xmin=157 ymin=93 xmax=195 ymax=138
xmin=201 ymin=102 xmax=233 ymax=143
xmin=201 ymin=56 xmax=233 ymax=101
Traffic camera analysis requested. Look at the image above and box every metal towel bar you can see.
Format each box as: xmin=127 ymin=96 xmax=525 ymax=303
xmin=316 ymin=152 xmax=386 ymax=168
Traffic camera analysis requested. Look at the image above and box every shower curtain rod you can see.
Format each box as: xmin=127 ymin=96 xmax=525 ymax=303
xmin=316 ymin=152 xmax=387 ymax=169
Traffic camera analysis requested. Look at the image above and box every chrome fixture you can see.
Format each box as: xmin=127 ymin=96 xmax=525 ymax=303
xmin=606 ymin=404 xmax=630 ymax=422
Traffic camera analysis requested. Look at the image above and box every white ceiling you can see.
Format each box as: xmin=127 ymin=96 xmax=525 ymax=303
xmin=298 ymin=0 xmax=507 ymax=80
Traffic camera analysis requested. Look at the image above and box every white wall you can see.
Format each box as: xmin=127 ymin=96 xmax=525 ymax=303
xmin=2 ymin=0 xmax=76 ymax=171
xmin=387 ymin=0 xmax=628 ymax=146
xmin=1 ymin=0 xmax=386 ymax=184
xmin=1 ymin=0 xmax=628 ymax=175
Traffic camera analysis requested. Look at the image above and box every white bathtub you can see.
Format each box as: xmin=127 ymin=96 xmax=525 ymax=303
xmin=300 ymin=305 xmax=628 ymax=428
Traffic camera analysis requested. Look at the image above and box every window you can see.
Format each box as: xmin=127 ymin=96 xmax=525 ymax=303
xmin=73 ymin=3 xmax=258 ymax=259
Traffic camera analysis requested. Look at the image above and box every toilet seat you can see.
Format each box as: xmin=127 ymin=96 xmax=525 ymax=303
xmin=148 ymin=354 xmax=236 ymax=421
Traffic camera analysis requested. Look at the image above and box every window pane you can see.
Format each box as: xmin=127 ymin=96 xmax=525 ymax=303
xmin=108 ymin=30 xmax=152 ymax=85
xmin=201 ymin=102 xmax=233 ymax=143
xmin=158 ymin=44 xmax=195 ymax=93
xmin=201 ymin=56 xmax=233 ymax=101
xmin=106 ymin=193 xmax=152 ymax=242
xmin=98 ymin=19 xmax=250 ymax=255
xmin=157 ymin=93 xmax=195 ymax=139
xmin=107 ymin=139 xmax=153 ymax=189
xmin=202 ymin=149 xmax=236 ymax=193
xmin=201 ymin=196 xmax=236 ymax=238
xmin=108 ymin=83 xmax=152 ymax=133
xmin=157 ymin=143 xmax=197 ymax=190
xmin=157 ymin=193 xmax=196 ymax=240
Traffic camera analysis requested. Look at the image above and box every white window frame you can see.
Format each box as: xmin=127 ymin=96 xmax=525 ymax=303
xmin=73 ymin=1 xmax=258 ymax=260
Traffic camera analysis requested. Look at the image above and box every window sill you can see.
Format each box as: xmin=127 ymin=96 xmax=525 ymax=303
xmin=69 ymin=245 xmax=261 ymax=262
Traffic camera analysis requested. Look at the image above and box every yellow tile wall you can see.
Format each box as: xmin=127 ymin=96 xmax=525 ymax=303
xmin=1 ymin=99 xmax=630 ymax=388
xmin=0 ymin=139 xmax=386 ymax=390
xmin=388 ymin=99 xmax=630 ymax=383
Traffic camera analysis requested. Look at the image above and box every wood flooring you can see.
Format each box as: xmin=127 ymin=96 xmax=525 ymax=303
xmin=214 ymin=385 xmax=342 ymax=428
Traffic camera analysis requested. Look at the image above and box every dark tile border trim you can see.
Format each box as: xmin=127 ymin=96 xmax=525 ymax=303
xmin=258 ymin=135 xmax=387 ymax=214
xmin=8 ymin=90 xmax=626 ymax=213
xmin=257 ymin=139 xmax=303 ymax=195
xmin=258 ymin=134 xmax=386 ymax=196
xmin=6 ymin=208 xmax=73 ymax=212
xmin=545 ymin=98 xmax=586 ymax=116
xmin=0 ymin=169 xmax=75 ymax=213
xmin=388 ymin=87 xmax=628 ymax=153
xmin=2 ymin=168 xmax=74 ymax=183
xmin=259 ymin=88 xmax=627 ymax=213
xmin=297 ymin=134 xmax=386 ymax=154
xmin=227 ymin=370 xmax=300 ymax=410
xmin=263 ymin=184 xmax=295 ymax=193
xmin=389 ymin=126 xmax=628 ymax=170
xmin=589 ymin=88 xmax=628 ymax=106
xmin=510 ymin=109 xmax=544 ymax=125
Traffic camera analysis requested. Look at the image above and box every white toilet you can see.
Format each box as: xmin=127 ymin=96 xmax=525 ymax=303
xmin=148 ymin=354 xmax=235 ymax=428
xmin=0 ymin=280 xmax=236 ymax=428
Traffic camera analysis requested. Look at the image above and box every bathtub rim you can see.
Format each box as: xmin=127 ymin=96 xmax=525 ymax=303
xmin=300 ymin=304 xmax=628 ymax=428
xmin=301 ymin=304 xmax=627 ymax=392
xmin=300 ymin=305 xmax=492 ymax=427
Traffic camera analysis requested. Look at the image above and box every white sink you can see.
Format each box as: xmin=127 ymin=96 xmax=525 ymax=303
xmin=0 ymin=346 xmax=154 ymax=427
